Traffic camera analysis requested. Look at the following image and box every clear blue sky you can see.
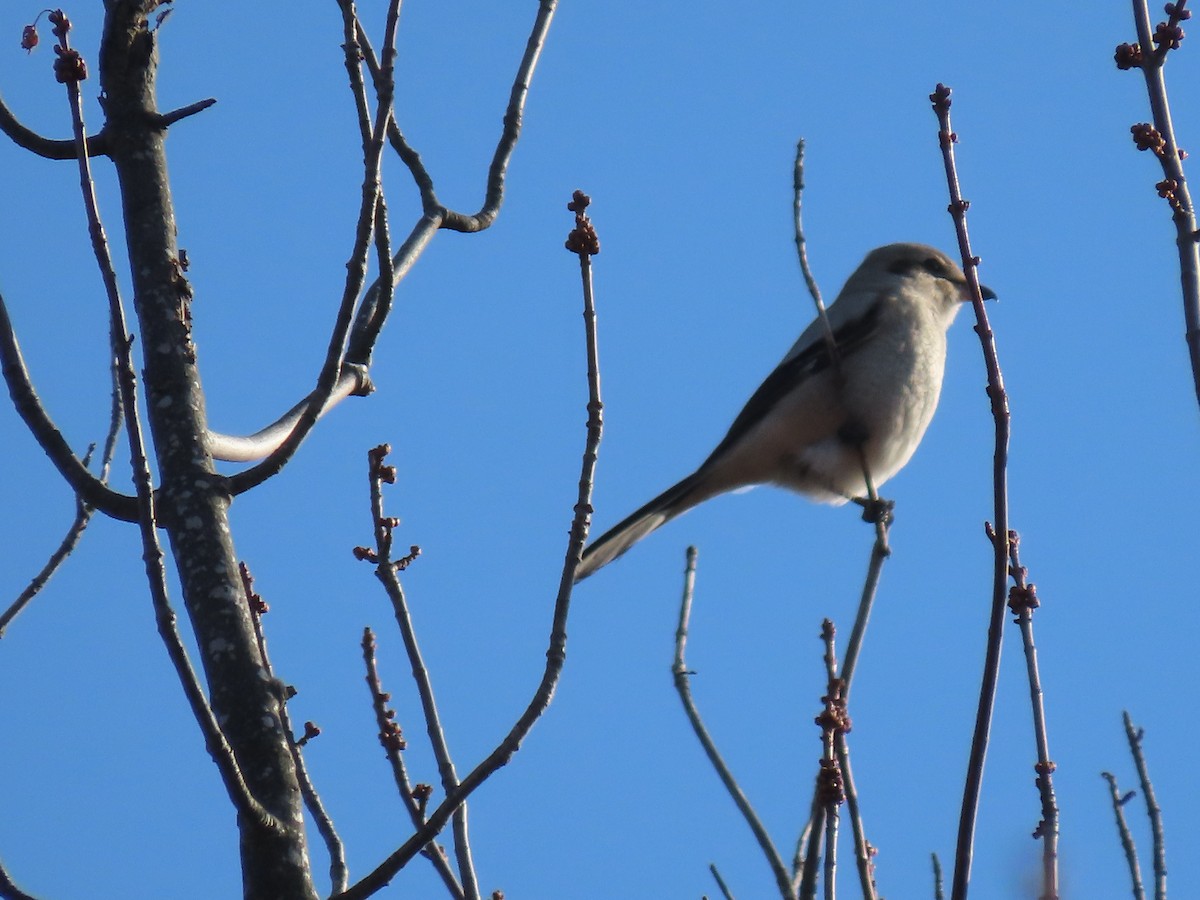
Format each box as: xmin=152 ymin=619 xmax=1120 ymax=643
xmin=2 ymin=3 xmax=1197 ymax=898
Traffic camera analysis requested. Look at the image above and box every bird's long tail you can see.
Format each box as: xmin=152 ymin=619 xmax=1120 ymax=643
xmin=575 ymin=471 xmax=712 ymax=582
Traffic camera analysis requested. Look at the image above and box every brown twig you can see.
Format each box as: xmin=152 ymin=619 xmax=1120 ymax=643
xmin=331 ymin=187 xmax=596 ymax=899
xmin=1123 ymin=712 xmax=1167 ymax=900
xmin=362 ymin=445 xmax=479 ymax=898
xmin=671 ymin=547 xmax=796 ymax=900
xmin=1101 ymin=771 xmax=1147 ymax=900
xmin=929 ymin=83 xmax=1011 ymax=900
xmin=240 ymin=563 xmax=349 ymax=894
xmin=1118 ymin=0 xmax=1200 ymax=411
xmin=0 ymin=88 xmax=109 ymax=158
xmin=999 ymin=528 xmax=1058 ymax=899
xmin=360 ymin=626 xmax=465 ymax=897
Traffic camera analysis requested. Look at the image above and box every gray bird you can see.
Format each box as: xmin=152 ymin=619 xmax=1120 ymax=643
xmin=576 ymin=242 xmax=994 ymax=581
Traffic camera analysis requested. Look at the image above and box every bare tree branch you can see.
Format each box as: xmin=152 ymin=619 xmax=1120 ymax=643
xmin=1123 ymin=712 xmax=1167 ymax=900
xmin=49 ymin=8 xmax=282 ymax=836
xmin=1101 ymin=771 xmax=1147 ymax=900
xmin=360 ymin=624 xmax=465 ymax=899
xmin=0 ymin=89 xmax=109 ymax=158
xmin=671 ymin=547 xmax=796 ymax=900
xmin=333 ymin=186 xmax=597 ymax=900
xmin=1118 ymin=0 xmax=1200 ymax=411
xmin=1001 ymin=528 xmax=1058 ymax=899
xmin=929 ymin=83 xmax=1012 ymax=900
xmin=0 ymin=292 xmax=138 ymax=521
xmin=0 ymin=384 xmax=121 ymax=636
xmin=241 ymin=564 xmax=348 ymax=895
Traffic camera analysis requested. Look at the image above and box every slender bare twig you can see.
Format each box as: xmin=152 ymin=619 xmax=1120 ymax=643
xmin=797 ymin=804 xmax=827 ymax=900
xmin=709 ymin=864 xmax=736 ymax=900
xmin=1123 ymin=713 xmax=1167 ymax=900
xmin=240 ymin=564 xmax=349 ymax=894
xmin=791 ymin=140 xmax=892 ymax=690
xmin=1118 ymin=0 xmax=1200 ymax=410
xmin=0 ymin=88 xmax=109 ymax=158
xmin=344 ymin=0 xmax=559 ymax=364
xmin=672 ymin=547 xmax=796 ymax=900
xmin=0 ymin=293 xmax=138 ymax=521
xmin=226 ymin=0 xmax=401 ymax=491
xmin=1101 ymin=771 xmax=1147 ymax=900
xmin=999 ymin=528 xmax=1058 ymax=899
xmin=360 ymin=626 xmax=465 ymax=897
xmin=331 ymin=188 xmax=597 ymax=899
xmin=152 ymin=97 xmax=217 ymax=128
xmin=792 ymin=141 xmax=882 ymax=900
xmin=816 ymin=623 xmax=847 ymax=900
xmin=932 ymin=853 xmax=945 ymax=900
xmin=929 ymin=84 xmax=1011 ymax=900
xmin=0 ymin=398 xmax=120 ymax=636
xmin=360 ymin=445 xmax=479 ymax=899
xmin=48 ymin=10 xmax=278 ymax=833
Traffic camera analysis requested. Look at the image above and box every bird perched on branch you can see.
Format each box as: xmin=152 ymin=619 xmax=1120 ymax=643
xmin=575 ymin=242 xmax=994 ymax=581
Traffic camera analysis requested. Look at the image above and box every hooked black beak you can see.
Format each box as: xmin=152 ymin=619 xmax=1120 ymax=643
xmin=979 ymin=284 xmax=997 ymax=301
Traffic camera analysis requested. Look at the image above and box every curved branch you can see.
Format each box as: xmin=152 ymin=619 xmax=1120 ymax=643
xmin=0 ymin=90 xmax=109 ymax=159
xmin=209 ymin=364 xmax=373 ymax=463
xmin=0 ymin=292 xmax=138 ymax=521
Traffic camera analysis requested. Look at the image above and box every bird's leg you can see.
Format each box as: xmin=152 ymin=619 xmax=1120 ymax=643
xmin=837 ymin=420 xmax=895 ymax=525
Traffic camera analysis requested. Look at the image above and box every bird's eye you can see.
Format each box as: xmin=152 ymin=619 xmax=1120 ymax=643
xmin=922 ymin=256 xmax=949 ymax=277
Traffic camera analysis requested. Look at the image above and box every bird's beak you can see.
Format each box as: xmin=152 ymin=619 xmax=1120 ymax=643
xmin=979 ymin=284 xmax=997 ymax=301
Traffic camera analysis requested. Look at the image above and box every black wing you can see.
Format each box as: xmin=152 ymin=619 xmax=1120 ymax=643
xmin=699 ymin=300 xmax=883 ymax=467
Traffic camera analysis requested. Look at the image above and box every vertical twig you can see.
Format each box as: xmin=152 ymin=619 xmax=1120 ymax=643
xmin=932 ymin=853 xmax=945 ymax=900
xmin=331 ymin=189 xmax=599 ymax=899
xmin=360 ymin=444 xmax=479 ymax=899
xmin=240 ymin=564 xmax=349 ymax=895
xmin=1123 ymin=713 xmax=1167 ymax=900
xmin=929 ymin=84 xmax=1011 ymax=900
xmin=672 ymin=547 xmax=796 ymax=900
xmin=1118 ymin=0 xmax=1200 ymax=411
xmin=359 ymin=625 xmax=465 ymax=897
xmin=1101 ymin=771 xmax=1147 ymax=900
xmin=1000 ymin=528 xmax=1058 ymax=899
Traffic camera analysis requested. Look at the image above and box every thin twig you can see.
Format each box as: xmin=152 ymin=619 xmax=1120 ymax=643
xmin=1101 ymin=771 xmax=1147 ymax=900
xmin=932 ymin=853 xmax=945 ymax=900
xmin=672 ymin=547 xmax=796 ymax=900
xmin=331 ymin=187 xmax=596 ymax=899
xmin=929 ymin=84 xmax=1011 ymax=900
xmin=344 ymin=0 xmax=560 ymax=364
xmin=363 ymin=445 xmax=479 ymax=899
xmin=152 ymin=97 xmax=217 ymax=128
xmin=240 ymin=564 xmax=349 ymax=894
xmin=1123 ymin=712 xmax=1167 ymax=900
xmin=0 ymin=375 xmax=121 ymax=634
xmin=0 ymin=89 xmax=109 ymax=158
xmin=360 ymin=626 xmax=465 ymax=897
xmin=50 ymin=12 xmax=278 ymax=833
xmin=225 ymin=0 xmax=401 ymax=490
xmin=797 ymin=804 xmax=826 ymax=900
xmin=0 ymin=292 xmax=138 ymax=522
xmin=709 ymin=863 xmax=736 ymax=900
xmin=791 ymin=140 xmax=891 ymax=691
xmin=1001 ymin=529 xmax=1058 ymax=899
xmin=1120 ymin=0 xmax=1200 ymax=411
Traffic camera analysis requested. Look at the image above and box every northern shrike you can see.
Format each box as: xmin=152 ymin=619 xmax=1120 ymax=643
xmin=575 ymin=242 xmax=994 ymax=582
